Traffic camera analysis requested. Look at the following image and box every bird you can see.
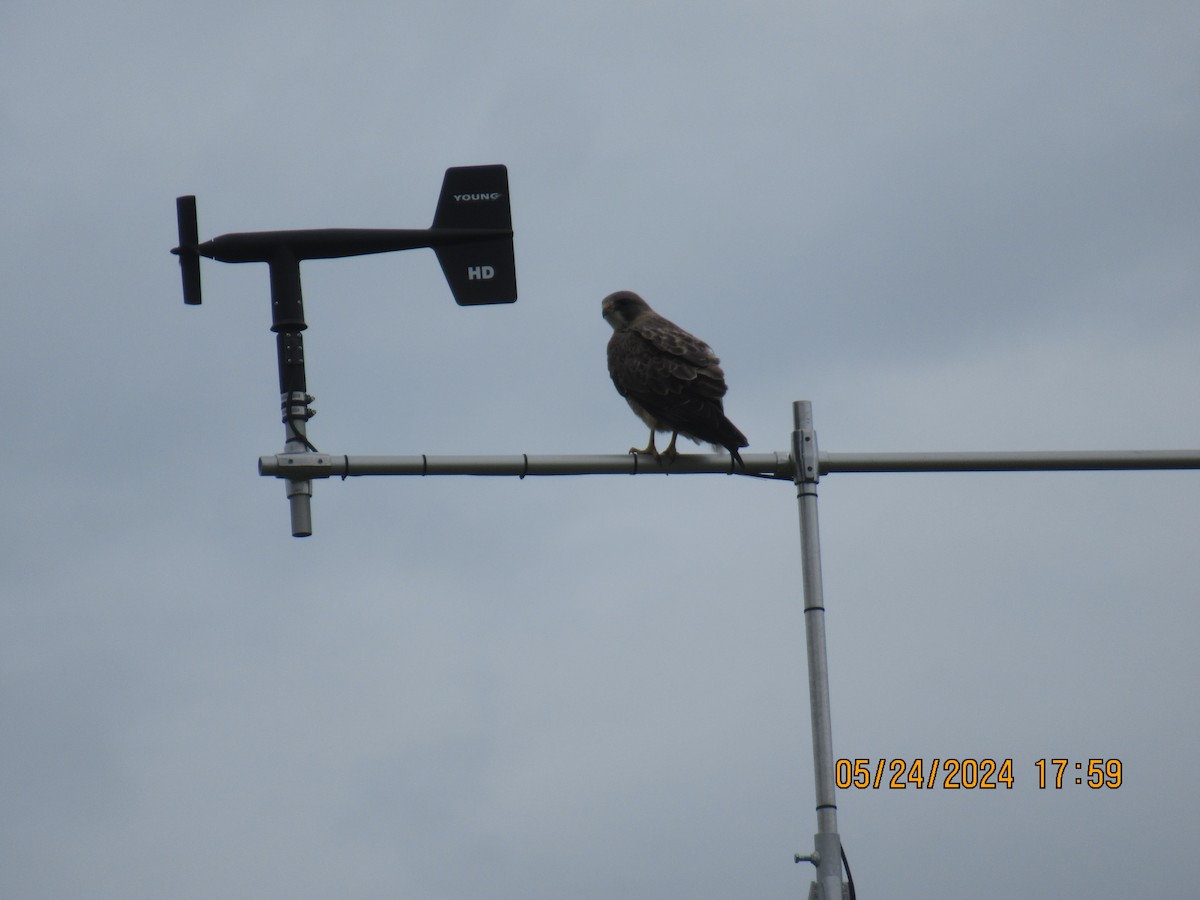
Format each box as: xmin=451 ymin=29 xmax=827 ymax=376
xmin=602 ymin=290 xmax=748 ymax=466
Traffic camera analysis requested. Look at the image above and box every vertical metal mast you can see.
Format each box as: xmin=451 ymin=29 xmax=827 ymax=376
xmin=792 ymin=400 xmax=846 ymax=900
xmin=269 ymin=250 xmax=315 ymax=538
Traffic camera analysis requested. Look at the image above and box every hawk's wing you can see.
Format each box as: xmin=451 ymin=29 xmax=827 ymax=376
xmin=608 ymin=313 xmax=732 ymax=439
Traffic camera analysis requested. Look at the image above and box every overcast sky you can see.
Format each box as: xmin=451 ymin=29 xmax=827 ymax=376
xmin=3 ymin=2 xmax=1199 ymax=898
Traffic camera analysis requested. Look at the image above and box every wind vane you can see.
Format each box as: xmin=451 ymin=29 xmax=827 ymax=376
xmin=171 ymin=165 xmax=517 ymax=537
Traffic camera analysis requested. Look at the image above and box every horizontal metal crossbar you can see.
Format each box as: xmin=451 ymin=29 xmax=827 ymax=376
xmin=258 ymin=452 xmax=793 ymax=479
xmin=258 ymin=448 xmax=1200 ymax=480
xmin=824 ymin=449 xmax=1200 ymax=473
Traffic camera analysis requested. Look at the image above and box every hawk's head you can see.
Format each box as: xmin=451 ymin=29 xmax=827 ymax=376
xmin=601 ymin=291 xmax=650 ymax=331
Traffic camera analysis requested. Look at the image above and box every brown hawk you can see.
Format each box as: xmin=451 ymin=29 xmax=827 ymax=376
xmin=602 ymin=290 xmax=748 ymax=465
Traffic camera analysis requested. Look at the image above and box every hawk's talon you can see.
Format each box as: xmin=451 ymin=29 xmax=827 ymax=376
xmin=629 ymin=430 xmax=660 ymax=460
xmin=629 ymin=446 xmax=663 ymax=461
xmin=662 ymin=431 xmax=680 ymax=461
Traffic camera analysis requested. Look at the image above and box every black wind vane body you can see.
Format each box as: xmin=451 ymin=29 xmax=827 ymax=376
xmin=171 ymin=165 xmax=517 ymax=309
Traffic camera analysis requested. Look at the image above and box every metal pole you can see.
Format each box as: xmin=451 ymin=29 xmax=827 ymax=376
xmin=822 ymin=448 xmax=1200 ymax=473
xmin=281 ymin=387 xmax=314 ymax=538
xmin=269 ymin=254 xmax=315 ymax=538
xmin=257 ymin=448 xmax=1200 ymax=481
xmin=259 ymin=451 xmax=795 ymax=479
xmin=792 ymin=401 xmax=845 ymax=900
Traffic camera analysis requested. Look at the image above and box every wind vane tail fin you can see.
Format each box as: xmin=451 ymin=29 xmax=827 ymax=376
xmin=432 ymin=165 xmax=517 ymax=306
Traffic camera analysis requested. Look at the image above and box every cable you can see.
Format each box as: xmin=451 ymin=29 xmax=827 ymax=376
xmin=280 ymin=394 xmax=320 ymax=453
xmin=841 ymin=842 xmax=856 ymax=900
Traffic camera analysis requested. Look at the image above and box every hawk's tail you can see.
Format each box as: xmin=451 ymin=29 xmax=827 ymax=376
xmin=720 ymin=419 xmax=748 ymax=469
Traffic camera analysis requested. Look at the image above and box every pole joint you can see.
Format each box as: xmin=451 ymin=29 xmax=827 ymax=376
xmin=792 ymin=400 xmax=820 ymax=485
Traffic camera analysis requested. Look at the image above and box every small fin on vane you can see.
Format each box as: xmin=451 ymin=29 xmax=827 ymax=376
xmin=174 ymin=195 xmax=202 ymax=305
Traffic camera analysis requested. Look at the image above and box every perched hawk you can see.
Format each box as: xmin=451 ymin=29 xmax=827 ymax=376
xmin=602 ymin=290 xmax=748 ymax=465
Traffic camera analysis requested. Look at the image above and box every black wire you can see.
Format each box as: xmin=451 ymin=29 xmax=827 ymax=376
xmin=841 ymin=842 xmax=856 ymax=900
xmin=280 ymin=396 xmax=319 ymax=453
